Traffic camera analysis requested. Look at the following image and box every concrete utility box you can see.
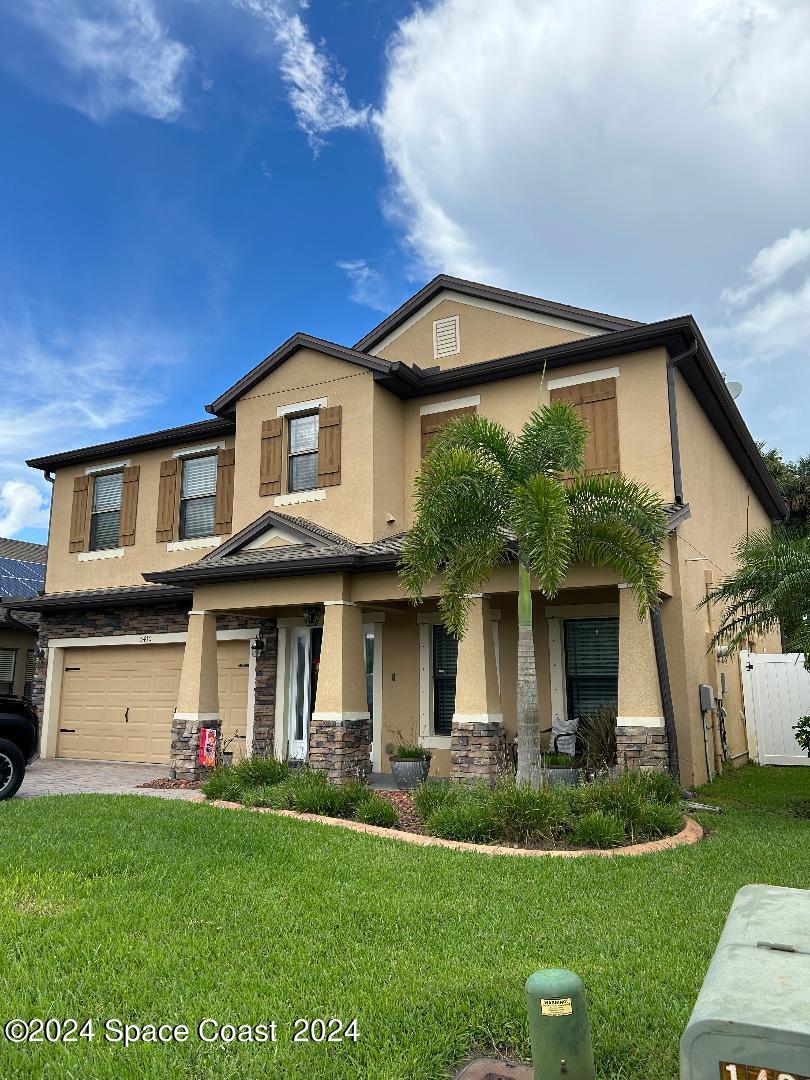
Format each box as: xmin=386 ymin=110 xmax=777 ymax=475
xmin=681 ymin=884 xmax=810 ymax=1080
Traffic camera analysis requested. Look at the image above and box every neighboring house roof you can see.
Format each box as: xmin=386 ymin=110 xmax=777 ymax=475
xmin=353 ymin=274 xmax=642 ymax=353
xmin=0 ymin=538 xmax=47 ymax=563
xmin=0 ymin=552 xmax=46 ymax=600
xmin=26 ymin=417 xmax=234 ymax=472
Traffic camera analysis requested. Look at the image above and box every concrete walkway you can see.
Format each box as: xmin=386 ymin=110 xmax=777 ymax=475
xmin=16 ymin=759 xmax=199 ymax=800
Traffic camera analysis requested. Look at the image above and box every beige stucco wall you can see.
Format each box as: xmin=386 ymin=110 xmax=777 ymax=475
xmin=45 ymin=433 xmax=236 ymax=594
xmin=375 ymin=297 xmax=598 ymax=369
xmin=0 ymin=624 xmax=37 ymax=696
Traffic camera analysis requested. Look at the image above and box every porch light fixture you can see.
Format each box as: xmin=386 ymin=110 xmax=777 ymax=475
xmin=250 ymin=633 xmax=265 ymax=660
xmin=302 ymin=605 xmax=319 ymax=627
xmin=34 ymin=645 xmax=46 ymax=663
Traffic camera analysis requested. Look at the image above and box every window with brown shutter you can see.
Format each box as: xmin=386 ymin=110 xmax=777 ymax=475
xmin=156 ymin=458 xmax=178 ymax=542
xmin=68 ymin=475 xmax=90 ymax=553
xmin=260 ymin=418 xmax=283 ymax=496
xmin=550 ymin=377 xmax=619 ymax=475
xmin=119 ymin=466 xmax=140 ymax=547
xmin=420 ymin=405 xmax=477 ymax=458
xmin=214 ymin=448 xmax=235 ymax=535
xmin=316 ymin=405 xmax=342 ymax=488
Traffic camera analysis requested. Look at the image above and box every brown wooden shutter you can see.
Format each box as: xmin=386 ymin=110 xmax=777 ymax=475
xmin=214 ymin=447 xmax=235 ymax=535
xmin=420 ymin=405 xmax=476 ymax=458
xmin=317 ymin=405 xmax=342 ymax=488
xmin=68 ymin=475 xmax=90 ymax=553
xmin=119 ymin=465 xmax=140 ymax=547
xmin=156 ymin=458 xmax=178 ymax=542
xmin=260 ymin=418 xmax=283 ymax=496
xmin=550 ymin=378 xmax=619 ymax=475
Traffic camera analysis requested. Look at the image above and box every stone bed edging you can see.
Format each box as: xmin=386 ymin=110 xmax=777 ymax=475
xmin=197 ymin=797 xmax=704 ymax=858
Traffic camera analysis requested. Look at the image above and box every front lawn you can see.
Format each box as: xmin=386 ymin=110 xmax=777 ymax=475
xmin=1 ymin=767 xmax=809 ymax=1080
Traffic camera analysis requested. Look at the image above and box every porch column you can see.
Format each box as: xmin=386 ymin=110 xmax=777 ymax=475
xmin=308 ymin=601 xmax=371 ymax=783
xmin=450 ymin=595 xmax=505 ymax=783
xmin=616 ymin=586 xmax=668 ymax=772
xmin=171 ymin=610 xmax=220 ymax=781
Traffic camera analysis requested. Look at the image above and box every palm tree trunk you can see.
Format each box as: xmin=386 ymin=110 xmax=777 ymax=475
xmin=515 ymin=560 xmax=543 ymax=788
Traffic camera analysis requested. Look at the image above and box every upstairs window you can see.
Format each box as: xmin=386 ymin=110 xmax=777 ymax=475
xmin=90 ymin=471 xmax=123 ymax=550
xmin=288 ymin=413 xmax=319 ymax=492
xmin=180 ymin=454 xmax=218 ymax=539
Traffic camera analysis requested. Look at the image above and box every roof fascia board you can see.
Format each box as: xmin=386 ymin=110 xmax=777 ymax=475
xmin=211 ymin=510 xmax=343 ymax=561
xmin=367 ymin=289 xmax=608 ymax=355
xmin=5 ymin=585 xmax=192 ymax=612
xmin=143 ymin=552 xmax=401 ymax=586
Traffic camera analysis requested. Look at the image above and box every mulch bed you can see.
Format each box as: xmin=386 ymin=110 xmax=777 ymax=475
xmin=375 ymin=789 xmax=421 ymax=832
xmin=138 ymin=778 xmax=201 ymax=790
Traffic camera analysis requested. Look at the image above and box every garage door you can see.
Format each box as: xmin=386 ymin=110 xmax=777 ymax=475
xmin=57 ymin=640 xmax=251 ymax=764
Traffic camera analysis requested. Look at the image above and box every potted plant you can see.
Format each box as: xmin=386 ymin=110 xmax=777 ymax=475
xmin=388 ymin=733 xmax=432 ymax=789
xmin=540 ymin=751 xmax=582 ymax=786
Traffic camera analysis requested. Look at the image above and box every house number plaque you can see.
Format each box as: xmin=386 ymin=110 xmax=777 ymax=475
xmin=721 ymin=1065 xmax=808 ymax=1080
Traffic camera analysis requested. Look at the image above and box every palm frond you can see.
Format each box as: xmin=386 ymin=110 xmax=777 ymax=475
xmin=425 ymin=413 xmax=515 ymax=474
xmin=510 ymin=474 xmax=572 ymax=595
xmin=565 ymin=473 xmax=668 ymax=545
xmin=512 ymin=402 xmax=588 ymax=480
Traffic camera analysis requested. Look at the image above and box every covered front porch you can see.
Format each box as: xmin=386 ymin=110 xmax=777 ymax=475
xmin=169 ymin=566 xmax=673 ymax=783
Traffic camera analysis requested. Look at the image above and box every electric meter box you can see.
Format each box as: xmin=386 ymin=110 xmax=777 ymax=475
xmin=680 ymin=884 xmax=810 ymax=1080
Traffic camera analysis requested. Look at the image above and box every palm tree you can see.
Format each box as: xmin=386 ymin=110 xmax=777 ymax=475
xmin=400 ymin=403 xmax=667 ymax=787
xmin=703 ymin=526 xmax=810 ymax=668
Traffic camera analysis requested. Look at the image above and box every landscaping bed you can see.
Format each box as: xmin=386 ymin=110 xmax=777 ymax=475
xmin=201 ymin=758 xmax=686 ymax=850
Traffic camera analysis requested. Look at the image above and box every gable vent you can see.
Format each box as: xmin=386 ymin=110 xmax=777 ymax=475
xmin=433 ymin=315 xmax=460 ymax=359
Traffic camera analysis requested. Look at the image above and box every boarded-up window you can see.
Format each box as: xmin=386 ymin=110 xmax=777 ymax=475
xmin=260 ymin=418 xmax=283 ymax=496
xmin=550 ymin=378 xmax=619 ymax=475
xmin=316 ymin=405 xmax=342 ymax=488
xmin=420 ymin=404 xmax=476 ymax=458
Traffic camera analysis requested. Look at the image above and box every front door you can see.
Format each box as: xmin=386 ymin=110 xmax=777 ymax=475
xmin=287 ymin=627 xmax=322 ymax=760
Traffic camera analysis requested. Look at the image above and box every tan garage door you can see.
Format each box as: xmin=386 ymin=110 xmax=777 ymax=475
xmin=57 ymin=640 xmax=251 ymax=764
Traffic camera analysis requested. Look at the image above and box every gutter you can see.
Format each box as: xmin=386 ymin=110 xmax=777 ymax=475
xmin=665 ymin=338 xmax=698 ymax=505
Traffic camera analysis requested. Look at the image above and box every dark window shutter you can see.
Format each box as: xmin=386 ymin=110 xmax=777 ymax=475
xmin=260 ymin=418 xmax=283 ymax=496
xmin=69 ymin=475 xmax=90 ymax=553
xmin=156 ymin=459 xmax=178 ymax=542
xmin=420 ymin=405 xmax=476 ymax=458
xmin=317 ymin=405 xmax=342 ymax=488
xmin=119 ymin=465 xmax=140 ymax=547
xmin=550 ymin=378 xmax=619 ymax=475
xmin=214 ymin=447 xmax=235 ymax=535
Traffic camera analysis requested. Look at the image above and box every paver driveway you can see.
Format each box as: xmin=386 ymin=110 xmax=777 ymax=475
xmin=15 ymin=759 xmax=198 ymax=800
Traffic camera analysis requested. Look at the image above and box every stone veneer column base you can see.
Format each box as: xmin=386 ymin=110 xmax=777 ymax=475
xmin=450 ymin=719 xmax=507 ymax=783
xmin=615 ymin=725 xmax=669 ymax=772
xmin=171 ymin=713 xmax=221 ymax=782
xmin=308 ymin=713 xmax=372 ymax=783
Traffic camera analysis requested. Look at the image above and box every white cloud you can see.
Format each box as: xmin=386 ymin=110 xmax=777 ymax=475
xmin=235 ymin=0 xmax=369 ymax=152
xmin=721 ymin=227 xmax=810 ymax=307
xmin=336 ymin=260 xmax=390 ymax=312
xmin=375 ymin=0 xmax=810 ymax=301
xmin=0 ymin=482 xmax=50 ymax=538
xmin=8 ymin=0 xmax=190 ymax=122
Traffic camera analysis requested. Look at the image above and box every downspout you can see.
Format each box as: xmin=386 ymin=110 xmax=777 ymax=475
xmin=666 ymin=339 xmax=698 ymax=505
xmin=650 ymin=604 xmax=679 ymax=778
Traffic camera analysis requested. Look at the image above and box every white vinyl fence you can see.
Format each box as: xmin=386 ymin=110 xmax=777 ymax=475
xmin=740 ymin=651 xmax=810 ymax=766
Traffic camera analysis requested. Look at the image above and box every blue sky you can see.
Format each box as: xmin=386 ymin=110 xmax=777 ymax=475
xmin=1 ymin=0 xmax=809 ymax=543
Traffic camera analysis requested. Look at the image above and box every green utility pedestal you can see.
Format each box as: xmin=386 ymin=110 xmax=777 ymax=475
xmin=525 ymin=969 xmax=596 ymax=1079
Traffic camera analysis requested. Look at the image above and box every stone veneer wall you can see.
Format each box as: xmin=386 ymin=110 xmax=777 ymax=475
xmin=450 ymin=720 xmax=507 ymax=782
xmin=32 ymin=603 xmax=278 ymax=768
xmin=615 ymin=725 xmax=670 ymax=772
xmin=308 ymin=715 xmax=372 ymax=783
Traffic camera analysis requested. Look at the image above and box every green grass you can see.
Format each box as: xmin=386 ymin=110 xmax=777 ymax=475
xmin=697 ymin=760 xmax=810 ymax=811
xmin=1 ymin=768 xmax=809 ymax=1079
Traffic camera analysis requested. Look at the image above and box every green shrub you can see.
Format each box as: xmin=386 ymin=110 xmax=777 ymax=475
xmin=635 ymin=803 xmax=684 ymax=840
xmin=355 ymin=796 xmax=399 ymax=828
xmin=200 ymin=766 xmax=242 ymax=801
xmin=287 ymin=773 xmax=370 ymax=818
xmin=633 ymin=770 xmax=681 ymax=806
xmin=424 ymin=800 xmax=498 ymax=843
xmin=568 ymin=811 xmax=626 ymax=849
xmin=488 ymin=780 xmax=560 ymax=844
xmin=577 ymin=704 xmax=617 ymax=771
xmin=232 ymin=756 xmax=290 ymax=788
xmin=580 ymin=771 xmax=680 ymax=840
xmin=241 ymin=784 xmax=285 ymax=809
xmin=413 ymin=780 xmax=455 ymax=822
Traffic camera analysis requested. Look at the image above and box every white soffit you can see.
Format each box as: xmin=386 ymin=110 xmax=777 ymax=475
xmin=369 ymin=290 xmax=607 ymax=354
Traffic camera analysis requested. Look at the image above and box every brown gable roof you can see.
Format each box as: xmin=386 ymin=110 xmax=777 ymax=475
xmin=0 ymin=537 xmax=47 ymax=563
xmin=353 ymin=274 xmax=642 ymax=354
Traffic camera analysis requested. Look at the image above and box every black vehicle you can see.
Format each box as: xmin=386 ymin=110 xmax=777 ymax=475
xmin=0 ymin=695 xmax=39 ymax=799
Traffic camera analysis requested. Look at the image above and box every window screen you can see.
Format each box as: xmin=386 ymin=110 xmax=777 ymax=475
xmin=0 ymin=648 xmax=16 ymax=694
xmin=288 ymin=414 xmax=319 ymax=492
xmin=180 ymin=455 xmax=217 ymax=539
xmin=432 ymin=624 xmax=458 ymax=736
xmin=90 ymin=471 xmax=123 ymax=550
xmin=563 ymin=617 xmax=619 ymax=720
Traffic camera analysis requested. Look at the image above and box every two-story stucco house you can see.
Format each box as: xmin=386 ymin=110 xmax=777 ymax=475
xmin=14 ymin=276 xmax=786 ymax=788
